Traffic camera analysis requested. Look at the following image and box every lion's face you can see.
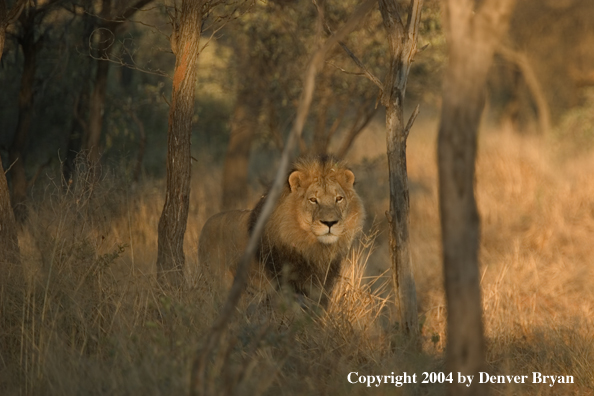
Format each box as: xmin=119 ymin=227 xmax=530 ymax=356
xmin=288 ymin=167 xmax=357 ymax=245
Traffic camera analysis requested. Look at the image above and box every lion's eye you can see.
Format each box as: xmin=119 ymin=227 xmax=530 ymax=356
xmin=309 ymin=197 xmax=318 ymax=204
xmin=336 ymin=196 xmax=343 ymax=203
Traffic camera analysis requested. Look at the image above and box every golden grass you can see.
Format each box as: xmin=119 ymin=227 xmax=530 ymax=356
xmin=1 ymin=120 xmax=594 ymax=395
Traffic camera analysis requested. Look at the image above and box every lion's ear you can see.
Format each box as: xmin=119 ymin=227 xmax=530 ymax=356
xmin=288 ymin=170 xmax=303 ymax=192
xmin=343 ymin=169 xmax=355 ymax=187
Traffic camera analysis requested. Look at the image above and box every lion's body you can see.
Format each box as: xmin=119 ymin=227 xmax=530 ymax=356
xmin=198 ymin=156 xmax=365 ymax=306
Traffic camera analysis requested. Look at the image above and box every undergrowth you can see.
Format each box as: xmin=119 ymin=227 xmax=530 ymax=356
xmin=1 ymin=126 xmax=594 ymax=395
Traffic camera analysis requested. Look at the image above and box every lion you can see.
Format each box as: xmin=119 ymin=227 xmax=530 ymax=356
xmin=198 ymin=156 xmax=365 ymax=308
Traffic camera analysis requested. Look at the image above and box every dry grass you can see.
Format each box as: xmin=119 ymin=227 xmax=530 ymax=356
xmin=1 ymin=119 xmax=594 ymax=395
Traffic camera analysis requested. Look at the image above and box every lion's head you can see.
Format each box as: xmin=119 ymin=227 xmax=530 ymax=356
xmin=260 ymin=156 xmax=365 ymax=270
xmin=286 ymin=157 xmax=362 ymax=244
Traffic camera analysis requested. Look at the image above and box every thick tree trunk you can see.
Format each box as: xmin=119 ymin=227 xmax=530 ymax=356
xmin=156 ymin=0 xmax=202 ymax=289
xmin=221 ymin=88 xmax=262 ymax=210
xmin=378 ymin=0 xmax=423 ymax=338
xmin=9 ymin=13 xmax=37 ymax=222
xmin=438 ymin=1 xmax=515 ymax=395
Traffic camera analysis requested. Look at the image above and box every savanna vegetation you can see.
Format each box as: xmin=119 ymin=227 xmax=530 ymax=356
xmin=1 ymin=0 xmax=594 ymax=395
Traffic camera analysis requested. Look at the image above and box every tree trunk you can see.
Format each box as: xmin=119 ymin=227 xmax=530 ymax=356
xmin=378 ymin=0 xmax=423 ymax=339
xmin=9 ymin=12 xmax=38 ymax=222
xmin=221 ymin=30 xmax=267 ymax=211
xmin=0 ymin=0 xmax=26 ymax=57
xmin=156 ymin=0 xmax=202 ymax=289
xmin=311 ymin=72 xmax=332 ymax=156
xmin=64 ymin=89 xmax=89 ymax=186
xmin=437 ymin=1 xmax=515 ymax=395
xmin=221 ymin=88 xmax=263 ymax=210
xmin=0 ymin=0 xmax=6 ymax=56
xmin=1 ymin=154 xmax=21 ymax=271
xmin=497 ymin=46 xmax=550 ymax=135
xmin=86 ymin=0 xmax=115 ymax=166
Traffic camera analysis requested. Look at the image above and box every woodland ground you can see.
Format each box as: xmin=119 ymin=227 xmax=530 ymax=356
xmin=1 ymin=114 xmax=594 ymax=395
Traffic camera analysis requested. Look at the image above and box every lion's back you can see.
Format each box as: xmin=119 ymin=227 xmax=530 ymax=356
xmin=198 ymin=210 xmax=251 ymax=289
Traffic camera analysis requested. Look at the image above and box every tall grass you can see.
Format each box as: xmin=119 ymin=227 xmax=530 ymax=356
xmin=1 ymin=122 xmax=594 ymax=395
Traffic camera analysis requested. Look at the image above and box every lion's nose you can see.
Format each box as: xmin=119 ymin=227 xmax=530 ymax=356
xmin=321 ymin=220 xmax=338 ymax=230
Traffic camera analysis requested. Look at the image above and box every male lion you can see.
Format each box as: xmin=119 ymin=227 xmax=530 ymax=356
xmin=198 ymin=156 xmax=365 ymax=308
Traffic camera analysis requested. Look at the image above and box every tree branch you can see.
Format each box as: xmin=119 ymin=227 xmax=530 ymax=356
xmin=404 ymin=103 xmax=420 ymax=139
xmin=313 ymin=0 xmax=384 ymax=92
xmin=115 ymin=0 xmax=154 ymax=22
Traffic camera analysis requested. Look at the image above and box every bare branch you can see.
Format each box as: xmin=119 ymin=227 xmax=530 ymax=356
xmin=4 ymin=157 xmax=18 ymax=175
xmin=116 ymin=0 xmax=154 ymax=22
xmin=326 ymin=61 xmax=365 ymax=76
xmin=404 ymin=103 xmax=420 ymax=139
xmin=405 ymin=0 xmax=424 ymax=42
xmin=313 ymin=0 xmax=384 ymax=92
xmin=85 ymin=28 xmax=170 ymax=78
xmin=337 ymin=41 xmax=384 ymax=91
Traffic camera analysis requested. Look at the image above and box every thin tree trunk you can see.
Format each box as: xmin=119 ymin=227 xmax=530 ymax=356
xmin=221 ymin=30 xmax=268 ymax=211
xmin=0 ymin=7 xmax=24 ymax=349
xmin=1 ymin=155 xmax=21 ymax=270
xmin=64 ymin=90 xmax=89 ymax=185
xmin=130 ymin=110 xmax=146 ymax=182
xmin=378 ymin=0 xmax=423 ymax=339
xmin=64 ymin=10 xmax=94 ymax=185
xmin=311 ymin=73 xmax=332 ymax=156
xmin=86 ymin=0 xmax=115 ymax=166
xmin=156 ymin=0 xmax=202 ymax=289
xmin=438 ymin=1 xmax=515 ymax=395
xmin=9 ymin=12 xmax=38 ymax=222
xmin=0 ymin=0 xmax=6 ymax=55
xmin=497 ymin=46 xmax=550 ymax=135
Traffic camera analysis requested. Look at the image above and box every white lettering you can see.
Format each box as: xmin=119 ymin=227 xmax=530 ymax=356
xmin=479 ymin=372 xmax=490 ymax=383
xmin=457 ymin=372 xmax=474 ymax=387
xmin=347 ymin=372 xmax=358 ymax=384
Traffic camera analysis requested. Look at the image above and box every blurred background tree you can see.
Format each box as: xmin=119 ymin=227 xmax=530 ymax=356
xmin=0 ymin=0 xmax=593 ymax=241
